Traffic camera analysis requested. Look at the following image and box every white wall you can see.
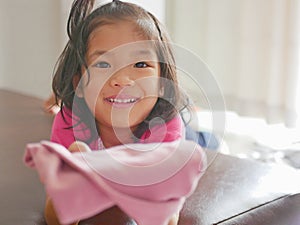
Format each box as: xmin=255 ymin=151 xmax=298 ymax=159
xmin=0 ymin=1 xmax=62 ymax=98
xmin=0 ymin=0 xmax=165 ymax=99
xmin=93 ymin=0 xmax=166 ymax=23
xmin=60 ymin=0 xmax=166 ymax=46
xmin=125 ymin=0 xmax=165 ymax=23
xmin=0 ymin=6 xmax=5 ymax=88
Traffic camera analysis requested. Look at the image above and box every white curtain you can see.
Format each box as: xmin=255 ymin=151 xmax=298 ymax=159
xmin=166 ymin=0 xmax=300 ymax=127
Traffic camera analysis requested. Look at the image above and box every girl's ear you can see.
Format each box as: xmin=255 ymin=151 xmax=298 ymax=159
xmin=73 ymin=74 xmax=84 ymax=98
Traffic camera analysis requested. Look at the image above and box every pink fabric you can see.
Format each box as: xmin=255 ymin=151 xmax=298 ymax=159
xmin=139 ymin=116 xmax=184 ymax=144
xmin=24 ymin=140 xmax=206 ymax=225
xmin=51 ymin=107 xmax=184 ymax=150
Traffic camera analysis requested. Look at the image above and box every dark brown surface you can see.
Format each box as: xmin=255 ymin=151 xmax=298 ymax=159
xmin=1 ymin=89 xmax=300 ymax=225
xmin=220 ymin=194 xmax=300 ymax=225
xmin=178 ymin=153 xmax=300 ymax=225
xmin=0 ymin=89 xmax=53 ymax=224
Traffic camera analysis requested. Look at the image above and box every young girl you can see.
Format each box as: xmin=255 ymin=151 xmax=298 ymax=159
xmin=48 ymin=0 xmax=192 ymax=224
xmin=51 ymin=0 xmax=191 ymax=151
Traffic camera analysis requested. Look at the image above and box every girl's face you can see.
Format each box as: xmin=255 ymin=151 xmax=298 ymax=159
xmin=75 ymin=21 xmax=160 ymax=132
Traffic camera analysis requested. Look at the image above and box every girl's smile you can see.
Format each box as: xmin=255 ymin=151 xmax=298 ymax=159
xmin=104 ymin=94 xmax=141 ymax=108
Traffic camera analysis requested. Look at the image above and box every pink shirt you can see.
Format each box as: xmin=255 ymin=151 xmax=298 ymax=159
xmin=51 ymin=107 xmax=184 ymax=150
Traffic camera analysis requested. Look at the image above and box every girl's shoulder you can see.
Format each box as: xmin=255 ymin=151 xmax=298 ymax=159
xmin=50 ymin=107 xmax=75 ymax=148
xmin=53 ymin=107 xmax=73 ymax=125
xmin=51 ymin=107 xmax=97 ymax=149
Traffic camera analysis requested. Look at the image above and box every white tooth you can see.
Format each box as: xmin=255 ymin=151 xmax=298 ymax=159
xmin=108 ymin=98 xmax=137 ymax=103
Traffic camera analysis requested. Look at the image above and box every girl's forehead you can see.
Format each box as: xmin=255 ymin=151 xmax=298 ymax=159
xmin=86 ymin=21 xmax=156 ymax=58
xmin=88 ymin=21 xmax=147 ymax=47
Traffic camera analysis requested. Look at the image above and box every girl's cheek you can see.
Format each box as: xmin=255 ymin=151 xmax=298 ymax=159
xmin=81 ymin=76 xmax=107 ymax=112
xmin=135 ymin=76 xmax=160 ymax=97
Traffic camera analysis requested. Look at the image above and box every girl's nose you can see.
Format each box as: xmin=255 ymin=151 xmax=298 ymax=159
xmin=110 ymin=70 xmax=135 ymax=87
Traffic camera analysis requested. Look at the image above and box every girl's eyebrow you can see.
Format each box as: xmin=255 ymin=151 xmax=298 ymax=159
xmin=88 ymin=49 xmax=155 ymax=61
xmin=132 ymin=49 xmax=152 ymax=55
xmin=88 ymin=50 xmax=110 ymax=59
xmin=130 ymin=49 xmax=156 ymax=57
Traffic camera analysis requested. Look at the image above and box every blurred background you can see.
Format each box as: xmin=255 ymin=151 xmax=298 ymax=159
xmin=0 ymin=0 xmax=300 ymax=168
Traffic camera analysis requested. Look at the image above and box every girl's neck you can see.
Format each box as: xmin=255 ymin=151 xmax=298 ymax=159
xmin=97 ymin=125 xmax=135 ymax=148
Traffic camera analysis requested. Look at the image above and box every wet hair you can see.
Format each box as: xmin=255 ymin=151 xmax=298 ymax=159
xmin=52 ymin=0 xmax=191 ymax=142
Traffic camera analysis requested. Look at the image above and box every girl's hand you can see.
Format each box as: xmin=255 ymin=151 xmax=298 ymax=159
xmin=68 ymin=141 xmax=92 ymax=153
xmin=168 ymin=213 xmax=179 ymax=225
xmin=45 ymin=197 xmax=79 ymax=225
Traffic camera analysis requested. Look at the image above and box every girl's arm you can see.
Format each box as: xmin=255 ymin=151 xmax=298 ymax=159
xmin=45 ymin=197 xmax=78 ymax=225
xmin=44 ymin=142 xmax=90 ymax=225
xmin=168 ymin=213 xmax=179 ymax=225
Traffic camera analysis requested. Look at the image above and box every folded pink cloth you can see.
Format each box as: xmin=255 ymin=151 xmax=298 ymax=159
xmin=24 ymin=140 xmax=206 ymax=225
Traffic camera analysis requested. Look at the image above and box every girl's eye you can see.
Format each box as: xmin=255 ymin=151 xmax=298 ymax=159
xmin=134 ymin=62 xmax=148 ymax=68
xmin=94 ymin=61 xmax=111 ymax=68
